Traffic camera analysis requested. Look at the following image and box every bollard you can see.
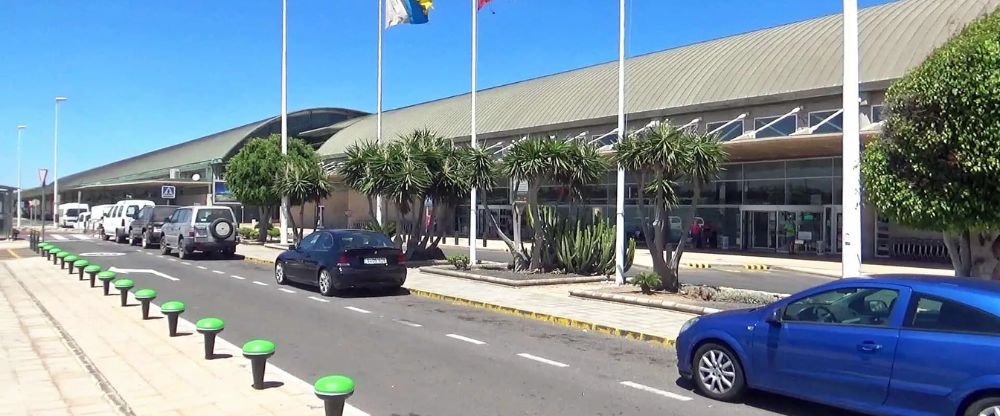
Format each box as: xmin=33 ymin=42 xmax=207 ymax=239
xmin=56 ymin=251 xmax=69 ymax=269
xmin=160 ymin=301 xmax=186 ymax=337
xmin=84 ymin=265 xmax=102 ymax=287
xmin=97 ymin=271 xmax=117 ymax=295
xmin=134 ymin=289 xmax=157 ymax=320
xmin=38 ymin=242 xmax=50 ymax=255
xmin=48 ymin=248 xmax=61 ymax=263
xmin=195 ymin=318 xmax=225 ymax=360
xmin=64 ymin=255 xmax=79 ymax=274
xmin=113 ymin=279 xmax=135 ymax=307
xmin=242 ymin=339 xmax=276 ymax=390
xmin=74 ymin=259 xmax=90 ymax=280
xmin=314 ymin=375 xmax=355 ymax=416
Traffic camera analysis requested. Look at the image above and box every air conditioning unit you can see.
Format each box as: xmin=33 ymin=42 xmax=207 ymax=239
xmin=169 ymin=168 xmax=180 ymax=179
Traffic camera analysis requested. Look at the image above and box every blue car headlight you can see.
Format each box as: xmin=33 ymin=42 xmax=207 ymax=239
xmin=680 ymin=317 xmax=700 ymax=333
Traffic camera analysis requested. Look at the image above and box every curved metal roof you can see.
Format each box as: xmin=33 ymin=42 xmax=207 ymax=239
xmin=319 ymin=0 xmax=1000 ymax=156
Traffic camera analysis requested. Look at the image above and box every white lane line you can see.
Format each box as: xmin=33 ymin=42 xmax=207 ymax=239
xmin=446 ymin=334 xmax=487 ymax=345
xmin=308 ymin=296 xmax=330 ymax=303
xmin=252 ymin=281 xmax=268 ymax=286
xmin=620 ymin=381 xmax=693 ymax=401
xmin=168 ymin=258 xmax=177 ymax=262
xmin=230 ymin=275 xmax=246 ymax=280
xmin=181 ymin=262 xmax=191 ymax=266
xmin=278 ymin=288 xmax=296 ymax=294
xmin=51 ymin=235 xmax=68 ymax=241
xmin=71 ymin=234 xmax=90 ymax=240
xmin=144 ymin=252 xmax=153 ymax=255
xmin=394 ymin=319 xmax=423 ymax=328
xmin=517 ymin=353 xmax=569 ymax=368
xmin=196 ymin=266 xmax=208 ymax=270
xmin=212 ymin=270 xmax=225 ymax=275
xmin=344 ymin=306 xmax=372 ymax=314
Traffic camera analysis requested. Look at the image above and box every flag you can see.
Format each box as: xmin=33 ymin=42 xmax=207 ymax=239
xmin=477 ymin=0 xmax=492 ymax=10
xmin=386 ymin=0 xmax=433 ymax=28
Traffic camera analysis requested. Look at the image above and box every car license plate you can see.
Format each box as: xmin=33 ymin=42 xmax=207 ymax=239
xmin=364 ymin=257 xmax=387 ymax=265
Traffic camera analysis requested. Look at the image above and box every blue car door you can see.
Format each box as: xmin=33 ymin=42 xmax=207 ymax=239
xmin=752 ymin=283 xmax=908 ymax=411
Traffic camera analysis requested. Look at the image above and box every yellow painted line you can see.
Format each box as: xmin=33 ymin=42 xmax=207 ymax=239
xmin=406 ymin=288 xmax=676 ymax=348
xmin=7 ymin=249 xmax=21 ymax=259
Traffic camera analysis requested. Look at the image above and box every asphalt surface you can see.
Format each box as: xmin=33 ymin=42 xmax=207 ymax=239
xmin=439 ymin=246 xmax=833 ymax=294
xmin=41 ymin=233 xmax=855 ymax=416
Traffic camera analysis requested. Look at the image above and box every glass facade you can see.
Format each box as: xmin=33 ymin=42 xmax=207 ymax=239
xmin=754 ymin=115 xmax=798 ymax=138
xmin=705 ymin=120 xmax=745 ymax=142
xmin=808 ymin=110 xmax=844 ymax=134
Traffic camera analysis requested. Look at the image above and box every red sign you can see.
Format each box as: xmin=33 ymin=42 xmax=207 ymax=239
xmin=38 ymin=168 xmax=48 ymax=185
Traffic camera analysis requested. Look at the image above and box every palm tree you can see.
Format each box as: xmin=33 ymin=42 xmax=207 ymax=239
xmin=278 ymin=159 xmax=331 ymax=242
xmin=499 ymin=136 xmax=609 ymax=271
xmin=615 ymin=123 xmax=726 ymax=291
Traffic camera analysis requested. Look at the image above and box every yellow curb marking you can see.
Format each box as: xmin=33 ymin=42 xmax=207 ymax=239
xmin=7 ymin=249 xmax=21 ymax=259
xmin=743 ymin=264 xmax=771 ymax=271
xmin=682 ymin=263 xmax=711 ymax=269
xmin=406 ymin=288 xmax=675 ymax=348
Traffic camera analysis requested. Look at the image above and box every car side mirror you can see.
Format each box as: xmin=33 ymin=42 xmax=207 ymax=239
xmin=766 ymin=307 xmax=783 ymax=325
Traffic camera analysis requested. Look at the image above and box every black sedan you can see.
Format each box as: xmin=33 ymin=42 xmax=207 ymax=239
xmin=274 ymin=229 xmax=406 ymax=296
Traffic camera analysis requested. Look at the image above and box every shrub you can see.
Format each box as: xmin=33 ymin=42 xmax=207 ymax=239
xmin=238 ymin=226 xmax=259 ymax=240
xmin=630 ymin=272 xmax=662 ymax=295
xmin=448 ymin=254 xmax=470 ymax=271
xmin=267 ymin=228 xmax=280 ymax=240
xmin=363 ymin=221 xmax=397 ymax=239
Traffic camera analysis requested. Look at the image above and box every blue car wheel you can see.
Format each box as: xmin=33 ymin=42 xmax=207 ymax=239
xmin=693 ymin=342 xmax=746 ymax=402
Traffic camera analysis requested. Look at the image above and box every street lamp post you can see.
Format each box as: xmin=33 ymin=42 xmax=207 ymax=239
xmin=279 ymin=0 xmax=290 ymax=245
xmin=53 ymin=96 xmax=67 ymax=227
xmin=842 ymin=0 xmax=862 ymax=277
xmin=16 ymin=125 xmax=26 ymax=228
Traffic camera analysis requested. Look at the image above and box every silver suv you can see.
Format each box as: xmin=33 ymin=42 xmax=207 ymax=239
xmin=159 ymin=206 xmax=238 ymax=259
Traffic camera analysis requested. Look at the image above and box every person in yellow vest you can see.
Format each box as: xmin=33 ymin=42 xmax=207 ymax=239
xmin=783 ymin=219 xmax=797 ymax=253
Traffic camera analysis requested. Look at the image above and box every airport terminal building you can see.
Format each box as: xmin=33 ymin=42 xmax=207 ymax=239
xmin=22 ymin=0 xmax=997 ymax=262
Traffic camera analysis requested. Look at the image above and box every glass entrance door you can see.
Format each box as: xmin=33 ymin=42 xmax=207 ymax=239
xmin=749 ymin=211 xmax=776 ymax=250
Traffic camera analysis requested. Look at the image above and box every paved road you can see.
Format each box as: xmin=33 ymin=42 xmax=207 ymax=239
xmin=439 ymin=246 xmax=832 ymax=294
xmin=43 ymin=235 xmax=856 ymax=416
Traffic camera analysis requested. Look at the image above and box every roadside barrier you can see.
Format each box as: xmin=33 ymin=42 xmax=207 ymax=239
xmin=160 ymin=301 xmax=185 ymax=337
xmin=195 ymin=318 xmax=225 ymax=360
xmin=134 ymin=289 xmax=157 ymax=320
xmin=64 ymin=255 xmax=79 ymax=274
xmin=47 ymin=247 xmax=59 ymax=262
xmin=242 ymin=339 xmax=276 ymax=390
xmin=97 ymin=271 xmax=117 ymax=296
xmin=113 ymin=279 xmax=135 ymax=307
xmin=744 ymin=264 xmax=771 ymax=271
xmin=56 ymin=251 xmax=69 ymax=269
xmin=314 ymin=375 xmax=355 ymax=416
xmin=73 ymin=259 xmax=89 ymax=279
xmin=84 ymin=265 xmax=102 ymax=287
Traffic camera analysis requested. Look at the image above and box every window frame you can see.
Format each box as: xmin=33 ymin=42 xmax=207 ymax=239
xmin=870 ymin=104 xmax=885 ymax=123
xmin=902 ymin=292 xmax=1000 ymax=337
xmin=705 ymin=120 xmax=745 ymax=142
xmin=753 ymin=114 xmax=798 ymax=139
xmin=807 ymin=109 xmax=844 ymax=134
xmin=298 ymin=232 xmax=322 ymax=251
xmin=780 ymin=285 xmax=902 ymax=328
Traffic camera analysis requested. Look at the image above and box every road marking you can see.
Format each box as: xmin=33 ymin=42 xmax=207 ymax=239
xmin=230 ymin=275 xmax=246 ymax=280
xmin=6 ymin=249 xmax=20 ymax=259
xmin=517 ymin=353 xmax=569 ymax=368
xmin=50 ymin=235 xmax=68 ymax=241
xmin=344 ymin=306 xmax=372 ymax=314
xmin=196 ymin=266 xmax=207 ymax=270
xmin=278 ymin=288 xmax=296 ymax=294
xmin=168 ymin=259 xmax=177 ymax=262
xmin=107 ymin=267 xmax=179 ymax=281
xmin=144 ymin=252 xmax=153 ymax=255
xmin=394 ymin=319 xmax=423 ymax=328
xmin=79 ymin=252 xmax=126 ymax=257
xmin=620 ymin=381 xmax=692 ymax=401
xmin=71 ymin=234 xmax=90 ymax=240
xmin=446 ymin=334 xmax=487 ymax=345
xmin=252 ymin=281 xmax=268 ymax=286
xmin=181 ymin=262 xmax=191 ymax=266
xmin=212 ymin=270 xmax=224 ymax=275
xmin=308 ymin=296 xmax=330 ymax=303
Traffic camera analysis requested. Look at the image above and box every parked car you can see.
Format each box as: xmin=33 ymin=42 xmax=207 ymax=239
xmin=100 ymin=200 xmax=155 ymax=243
xmin=74 ymin=212 xmax=90 ymax=230
xmin=274 ymin=229 xmax=406 ymax=296
xmin=676 ymin=275 xmax=1000 ymax=416
xmin=87 ymin=204 xmax=113 ymax=232
xmin=57 ymin=203 xmax=89 ymax=228
xmin=159 ymin=205 xmax=238 ymax=259
xmin=128 ymin=205 xmax=178 ymax=248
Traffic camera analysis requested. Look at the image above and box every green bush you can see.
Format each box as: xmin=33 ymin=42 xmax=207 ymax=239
xmin=448 ymin=254 xmax=470 ymax=271
xmin=363 ymin=221 xmax=397 ymax=239
xmin=538 ymin=208 xmax=635 ymax=276
xmin=238 ymin=226 xmax=259 ymax=240
xmin=267 ymin=228 xmax=280 ymax=239
xmin=631 ymin=272 xmax=662 ymax=295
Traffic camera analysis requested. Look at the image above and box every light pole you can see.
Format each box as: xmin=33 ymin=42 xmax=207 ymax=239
xmin=16 ymin=125 xmax=26 ymax=228
xmin=53 ymin=96 xmax=67 ymax=227
xmin=842 ymin=0 xmax=862 ymax=277
xmin=279 ymin=0 xmax=290 ymax=245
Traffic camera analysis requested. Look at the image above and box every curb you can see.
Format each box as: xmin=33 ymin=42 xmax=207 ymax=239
xmin=568 ymin=289 xmax=722 ymax=316
xmin=682 ymin=263 xmax=712 ymax=269
xmin=744 ymin=264 xmax=771 ymax=270
xmin=419 ymin=266 xmax=606 ymax=287
xmin=242 ymin=255 xmax=274 ymax=267
xmin=405 ymin=287 xmax=675 ymax=347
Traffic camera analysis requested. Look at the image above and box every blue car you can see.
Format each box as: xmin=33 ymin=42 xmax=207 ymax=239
xmin=676 ymin=275 xmax=1000 ymax=416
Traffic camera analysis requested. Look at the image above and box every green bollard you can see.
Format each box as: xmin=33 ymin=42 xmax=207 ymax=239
xmin=56 ymin=251 xmax=69 ymax=269
xmin=134 ymin=289 xmax=157 ymax=320
xmin=195 ymin=318 xmax=225 ymax=360
xmin=38 ymin=242 xmax=51 ymax=255
xmin=48 ymin=248 xmax=61 ymax=264
xmin=242 ymin=339 xmax=276 ymax=390
xmin=64 ymin=255 xmax=79 ymax=274
xmin=113 ymin=279 xmax=135 ymax=307
xmin=73 ymin=259 xmax=90 ymax=280
xmin=160 ymin=301 xmax=186 ymax=337
xmin=97 ymin=271 xmax=117 ymax=295
xmin=314 ymin=375 xmax=355 ymax=416
xmin=84 ymin=265 xmax=102 ymax=287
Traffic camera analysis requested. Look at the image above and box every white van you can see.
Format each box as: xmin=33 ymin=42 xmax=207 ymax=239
xmin=87 ymin=204 xmax=114 ymax=232
xmin=100 ymin=200 xmax=155 ymax=243
xmin=58 ymin=203 xmax=89 ymax=228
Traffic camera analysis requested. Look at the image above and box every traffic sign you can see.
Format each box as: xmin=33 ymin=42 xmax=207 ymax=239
xmin=38 ymin=168 xmax=48 ymax=185
xmin=161 ymin=185 xmax=176 ymax=199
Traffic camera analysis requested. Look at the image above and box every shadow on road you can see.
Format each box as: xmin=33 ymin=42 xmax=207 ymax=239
xmin=674 ymin=378 xmax=867 ymax=416
xmin=281 ymin=280 xmax=411 ymax=299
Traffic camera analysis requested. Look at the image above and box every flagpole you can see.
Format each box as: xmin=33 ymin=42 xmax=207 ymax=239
xmin=842 ymin=0 xmax=862 ymax=277
xmin=279 ymin=0 xmax=290 ymax=244
xmin=614 ymin=0 xmax=626 ymax=285
xmin=469 ymin=0 xmax=479 ymax=265
xmin=376 ymin=0 xmax=384 ymax=225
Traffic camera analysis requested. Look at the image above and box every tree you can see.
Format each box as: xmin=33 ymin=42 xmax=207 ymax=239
xmin=861 ymin=9 xmax=1000 ymax=278
xmin=615 ymin=123 xmax=726 ymax=292
xmin=225 ymin=134 xmax=316 ymax=242
xmin=496 ymin=136 xmax=610 ymax=271
xmin=278 ymin=158 xmax=331 ymax=242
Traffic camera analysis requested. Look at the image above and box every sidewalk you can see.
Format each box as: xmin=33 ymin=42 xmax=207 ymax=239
xmin=237 ymin=244 xmax=692 ymax=345
xmin=2 ymin=254 xmax=368 ymax=416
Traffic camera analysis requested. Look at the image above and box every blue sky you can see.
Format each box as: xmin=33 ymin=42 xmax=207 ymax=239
xmin=0 ymin=0 xmax=894 ymax=187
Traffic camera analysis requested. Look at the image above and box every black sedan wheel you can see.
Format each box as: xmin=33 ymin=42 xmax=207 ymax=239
xmin=693 ymin=342 xmax=746 ymax=402
xmin=274 ymin=261 xmax=287 ymax=285
xmin=318 ymin=269 xmax=335 ymax=297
